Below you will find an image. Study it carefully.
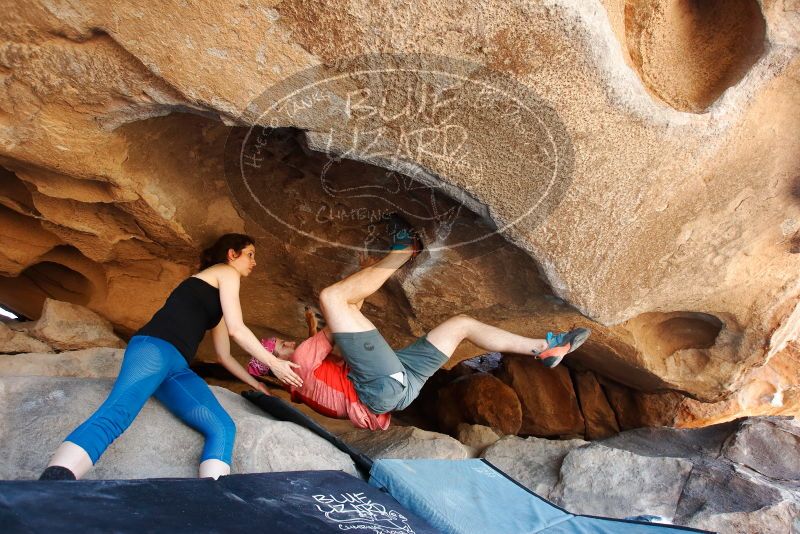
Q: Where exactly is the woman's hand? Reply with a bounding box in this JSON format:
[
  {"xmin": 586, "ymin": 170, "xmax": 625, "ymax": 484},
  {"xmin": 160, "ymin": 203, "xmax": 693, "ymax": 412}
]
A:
[{"xmin": 269, "ymin": 358, "xmax": 303, "ymax": 388}]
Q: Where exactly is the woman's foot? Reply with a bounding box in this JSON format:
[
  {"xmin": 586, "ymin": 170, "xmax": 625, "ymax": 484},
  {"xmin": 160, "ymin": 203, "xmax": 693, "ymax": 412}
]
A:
[
  {"xmin": 534, "ymin": 327, "xmax": 591, "ymax": 368},
  {"xmin": 39, "ymin": 465, "xmax": 76, "ymax": 480}
]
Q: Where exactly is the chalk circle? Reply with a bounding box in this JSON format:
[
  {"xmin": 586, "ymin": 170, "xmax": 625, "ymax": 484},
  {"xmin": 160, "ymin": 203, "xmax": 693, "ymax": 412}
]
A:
[{"xmin": 224, "ymin": 53, "xmax": 575, "ymax": 254}]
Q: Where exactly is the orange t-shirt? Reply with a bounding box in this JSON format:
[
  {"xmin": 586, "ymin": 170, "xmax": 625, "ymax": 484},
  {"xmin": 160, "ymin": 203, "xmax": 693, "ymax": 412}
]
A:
[{"xmin": 286, "ymin": 330, "xmax": 391, "ymax": 431}]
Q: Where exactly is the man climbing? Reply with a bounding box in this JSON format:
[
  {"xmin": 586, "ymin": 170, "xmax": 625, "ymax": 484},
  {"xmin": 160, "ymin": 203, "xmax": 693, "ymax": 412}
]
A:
[{"xmin": 248, "ymin": 218, "xmax": 590, "ymax": 430}]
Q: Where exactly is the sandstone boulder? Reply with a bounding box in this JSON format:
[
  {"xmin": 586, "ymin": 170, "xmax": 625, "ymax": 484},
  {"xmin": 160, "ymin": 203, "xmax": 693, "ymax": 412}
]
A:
[
  {"xmin": 30, "ymin": 299, "xmax": 125, "ymax": 351},
  {"xmin": 0, "ymin": 322, "xmax": 52, "ymax": 354},
  {"xmin": 6, "ymin": 321, "xmax": 34, "ymax": 333},
  {"xmin": 339, "ymin": 426, "xmax": 468, "ymax": 460},
  {"xmin": 551, "ymin": 444, "xmax": 694, "ymax": 518},
  {"xmin": 455, "ymin": 423, "xmax": 501, "ymax": 454},
  {"xmin": 722, "ymin": 417, "xmax": 800, "ymax": 482},
  {"xmin": 0, "ymin": 347, "xmax": 123, "ymax": 379},
  {"xmin": 682, "ymin": 500, "xmax": 800, "ymax": 534},
  {"xmin": 674, "ymin": 462, "xmax": 800, "ymax": 534},
  {"xmin": 574, "ymin": 370, "xmax": 619, "ymax": 439},
  {"xmin": 436, "ymin": 372, "xmax": 522, "ymax": 436},
  {"xmin": 550, "ymin": 419, "xmax": 800, "ymax": 533},
  {"xmin": 482, "ymin": 435, "xmax": 587, "ymax": 499},
  {"xmin": 497, "ymin": 355, "xmax": 584, "ymax": 437},
  {"xmin": 0, "ymin": 376, "xmax": 358, "ymax": 480},
  {"xmin": 598, "ymin": 421, "xmax": 739, "ymax": 459}
]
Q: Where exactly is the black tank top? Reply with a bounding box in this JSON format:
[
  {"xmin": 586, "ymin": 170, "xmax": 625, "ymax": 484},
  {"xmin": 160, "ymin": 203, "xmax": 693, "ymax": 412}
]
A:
[{"xmin": 134, "ymin": 277, "xmax": 223, "ymax": 363}]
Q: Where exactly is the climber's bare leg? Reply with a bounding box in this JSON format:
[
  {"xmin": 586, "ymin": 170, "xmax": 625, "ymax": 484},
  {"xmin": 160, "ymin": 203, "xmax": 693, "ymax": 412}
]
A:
[
  {"xmin": 425, "ymin": 315, "xmax": 548, "ymax": 358},
  {"xmin": 319, "ymin": 248, "xmax": 413, "ymax": 333}
]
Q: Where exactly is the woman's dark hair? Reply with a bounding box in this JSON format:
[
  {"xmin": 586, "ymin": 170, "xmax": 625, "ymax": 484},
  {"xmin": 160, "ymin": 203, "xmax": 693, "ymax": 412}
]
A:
[{"xmin": 200, "ymin": 233, "xmax": 256, "ymax": 270}]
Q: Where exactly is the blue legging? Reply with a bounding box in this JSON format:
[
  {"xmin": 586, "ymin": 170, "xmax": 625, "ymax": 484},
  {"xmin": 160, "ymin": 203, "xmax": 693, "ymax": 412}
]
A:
[{"xmin": 66, "ymin": 335, "xmax": 235, "ymax": 465}]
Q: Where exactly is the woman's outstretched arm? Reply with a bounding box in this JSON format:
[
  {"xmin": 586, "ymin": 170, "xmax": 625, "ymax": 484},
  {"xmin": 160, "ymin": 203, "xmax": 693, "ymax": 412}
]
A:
[
  {"xmin": 217, "ymin": 266, "xmax": 303, "ymax": 388},
  {"xmin": 211, "ymin": 319, "xmax": 270, "ymax": 394}
]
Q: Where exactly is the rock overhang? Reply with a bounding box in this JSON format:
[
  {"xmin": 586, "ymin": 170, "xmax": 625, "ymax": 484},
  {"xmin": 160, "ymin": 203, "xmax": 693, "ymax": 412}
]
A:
[{"xmin": 0, "ymin": 0, "xmax": 797, "ymax": 418}]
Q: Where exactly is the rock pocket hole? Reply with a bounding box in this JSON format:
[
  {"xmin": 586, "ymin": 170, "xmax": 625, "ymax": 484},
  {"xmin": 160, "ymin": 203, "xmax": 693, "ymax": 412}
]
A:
[
  {"xmin": 624, "ymin": 0, "xmax": 766, "ymax": 112},
  {"xmin": 624, "ymin": 311, "xmax": 723, "ymax": 359}
]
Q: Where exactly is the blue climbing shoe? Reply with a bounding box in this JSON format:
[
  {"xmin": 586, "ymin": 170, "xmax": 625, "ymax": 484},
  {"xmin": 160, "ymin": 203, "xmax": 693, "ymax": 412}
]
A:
[
  {"xmin": 535, "ymin": 327, "xmax": 591, "ymax": 368},
  {"xmin": 384, "ymin": 214, "xmax": 423, "ymax": 259}
]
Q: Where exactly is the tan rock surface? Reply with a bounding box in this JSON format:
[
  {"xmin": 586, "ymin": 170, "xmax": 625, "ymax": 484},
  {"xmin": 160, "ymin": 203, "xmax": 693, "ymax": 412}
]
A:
[
  {"xmin": 0, "ymin": 0, "xmax": 797, "ymax": 427},
  {"xmin": 675, "ymin": 341, "xmax": 800, "ymax": 427},
  {"xmin": 482, "ymin": 435, "xmax": 588, "ymax": 499},
  {"xmin": 0, "ymin": 347, "xmax": 122, "ymax": 378},
  {"xmin": 340, "ymin": 426, "xmax": 468, "ymax": 460},
  {"xmin": 0, "ymin": 322, "xmax": 52, "ymax": 354},
  {"xmin": 597, "ymin": 342, "xmax": 800, "ymax": 430},
  {"xmin": 455, "ymin": 423, "xmax": 501, "ymax": 454},
  {"xmin": 30, "ymin": 299, "xmax": 125, "ymax": 350},
  {"xmin": 621, "ymin": 0, "xmax": 767, "ymax": 112}
]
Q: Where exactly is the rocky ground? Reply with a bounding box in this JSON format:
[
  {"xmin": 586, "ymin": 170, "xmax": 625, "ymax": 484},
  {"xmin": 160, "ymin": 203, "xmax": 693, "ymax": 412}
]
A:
[{"xmin": 1, "ymin": 301, "xmax": 798, "ymax": 533}]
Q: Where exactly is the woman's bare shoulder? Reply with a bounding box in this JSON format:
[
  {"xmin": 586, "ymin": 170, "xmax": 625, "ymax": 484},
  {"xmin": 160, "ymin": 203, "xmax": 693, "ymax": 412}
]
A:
[{"xmin": 193, "ymin": 264, "xmax": 237, "ymax": 289}]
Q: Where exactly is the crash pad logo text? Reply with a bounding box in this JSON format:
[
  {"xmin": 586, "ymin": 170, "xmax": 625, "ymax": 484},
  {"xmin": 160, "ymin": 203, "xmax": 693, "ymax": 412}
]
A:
[{"xmin": 313, "ymin": 492, "xmax": 414, "ymax": 533}]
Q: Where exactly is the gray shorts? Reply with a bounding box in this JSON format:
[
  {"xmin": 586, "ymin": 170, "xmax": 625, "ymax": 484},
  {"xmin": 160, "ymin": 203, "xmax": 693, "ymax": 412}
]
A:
[{"xmin": 333, "ymin": 330, "xmax": 449, "ymax": 414}]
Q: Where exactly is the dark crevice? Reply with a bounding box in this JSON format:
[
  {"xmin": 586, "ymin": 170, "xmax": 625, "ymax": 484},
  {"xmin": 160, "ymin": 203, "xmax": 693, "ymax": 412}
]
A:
[
  {"xmin": 0, "ymin": 302, "xmax": 29, "ymax": 322},
  {"xmin": 0, "ymin": 166, "xmax": 39, "ymax": 217},
  {"xmin": 20, "ymin": 261, "xmax": 93, "ymax": 306}
]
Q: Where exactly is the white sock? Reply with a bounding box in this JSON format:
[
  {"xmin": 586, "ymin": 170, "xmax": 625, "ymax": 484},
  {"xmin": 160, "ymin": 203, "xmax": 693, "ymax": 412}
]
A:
[
  {"xmin": 199, "ymin": 459, "xmax": 231, "ymax": 479},
  {"xmin": 48, "ymin": 441, "xmax": 93, "ymax": 479}
]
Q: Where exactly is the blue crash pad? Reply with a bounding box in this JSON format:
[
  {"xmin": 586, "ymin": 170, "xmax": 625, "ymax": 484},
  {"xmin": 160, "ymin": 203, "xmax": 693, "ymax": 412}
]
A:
[
  {"xmin": 0, "ymin": 470, "xmax": 438, "ymax": 534},
  {"xmin": 369, "ymin": 459, "xmax": 711, "ymax": 534}
]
